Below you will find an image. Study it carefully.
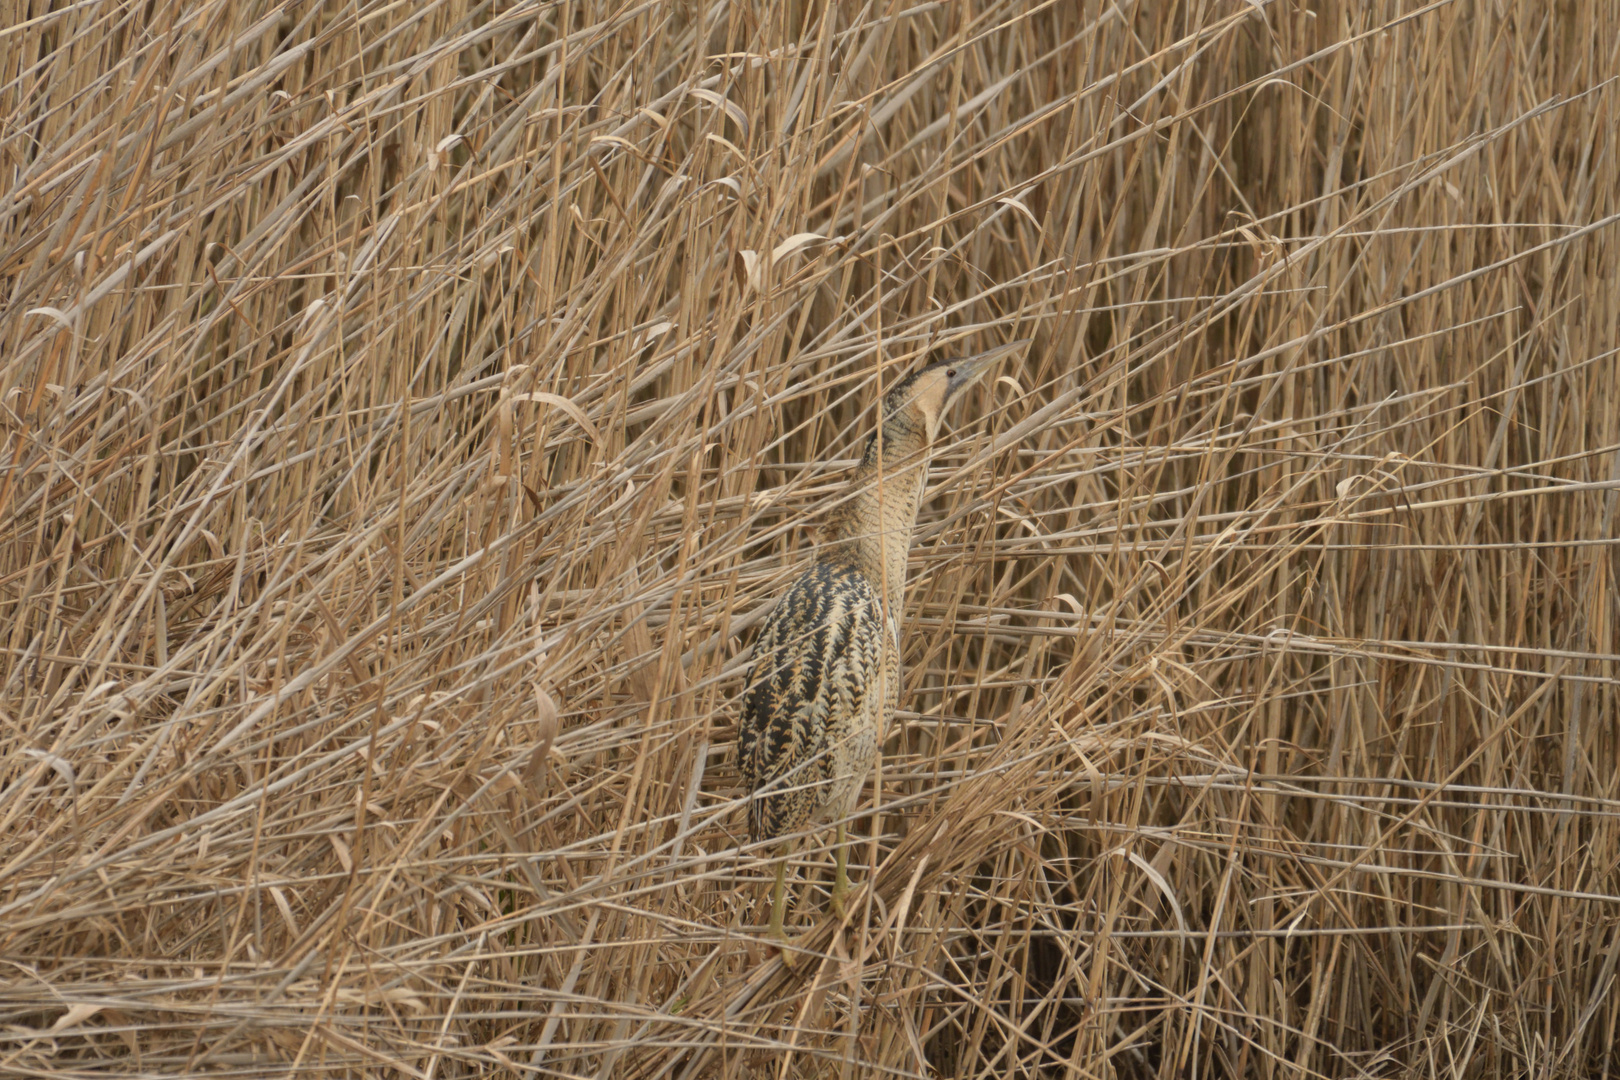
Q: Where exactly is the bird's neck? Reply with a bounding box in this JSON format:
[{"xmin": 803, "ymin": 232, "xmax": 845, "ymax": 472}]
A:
[{"xmin": 820, "ymin": 409, "xmax": 933, "ymax": 615}]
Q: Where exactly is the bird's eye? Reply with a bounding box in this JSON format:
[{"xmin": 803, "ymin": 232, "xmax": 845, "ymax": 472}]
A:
[{"xmin": 946, "ymin": 368, "xmax": 957, "ymax": 378}]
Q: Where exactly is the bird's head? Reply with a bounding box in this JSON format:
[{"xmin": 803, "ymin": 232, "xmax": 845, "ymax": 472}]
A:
[{"xmin": 881, "ymin": 339, "xmax": 1029, "ymax": 443}]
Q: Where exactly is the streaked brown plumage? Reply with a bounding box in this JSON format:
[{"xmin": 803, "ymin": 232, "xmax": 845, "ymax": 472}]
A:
[{"xmin": 739, "ymin": 341, "xmax": 1026, "ymax": 959}]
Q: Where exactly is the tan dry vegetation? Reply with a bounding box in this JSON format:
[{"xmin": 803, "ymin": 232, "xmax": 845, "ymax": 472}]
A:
[{"xmin": 1, "ymin": 0, "xmax": 1617, "ymax": 1076}]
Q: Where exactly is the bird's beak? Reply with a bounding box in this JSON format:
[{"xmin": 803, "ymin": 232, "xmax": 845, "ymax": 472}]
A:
[{"xmin": 945, "ymin": 339, "xmax": 1030, "ymax": 402}]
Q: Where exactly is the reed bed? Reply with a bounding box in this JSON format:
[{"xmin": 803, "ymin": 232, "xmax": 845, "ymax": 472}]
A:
[{"xmin": 1, "ymin": 0, "xmax": 1617, "ymax": 1075}]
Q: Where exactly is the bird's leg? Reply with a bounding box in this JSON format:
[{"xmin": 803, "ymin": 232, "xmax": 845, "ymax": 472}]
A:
[
  {"xmin": 830, "ymin": 821, "xmax": 849, "ymax": 920},
  {"xmin": 769, "ymin": 843, "xmax": 797, "ymax": 968}
]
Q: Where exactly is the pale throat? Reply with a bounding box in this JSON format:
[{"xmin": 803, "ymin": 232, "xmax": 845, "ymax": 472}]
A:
[{"xmin": 820, "ymin": 409, "xmax": 935, "ymax": 619}]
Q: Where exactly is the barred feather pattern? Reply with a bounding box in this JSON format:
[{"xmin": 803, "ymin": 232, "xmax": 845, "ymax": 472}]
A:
[{"xmin": 739, "ymin": 561, "xmax": 898, "ymax": 845}]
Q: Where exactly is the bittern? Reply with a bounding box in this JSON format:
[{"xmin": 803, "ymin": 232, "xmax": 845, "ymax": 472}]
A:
[{"xmin": 738, "ymin": 341, "xmax": 1025, "ymax": 960}]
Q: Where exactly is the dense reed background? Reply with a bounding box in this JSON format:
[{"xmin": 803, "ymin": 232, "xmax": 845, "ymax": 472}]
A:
[{"xmin": 1, "ymin": 0, "xmax": 1617, "ymax": 1075}]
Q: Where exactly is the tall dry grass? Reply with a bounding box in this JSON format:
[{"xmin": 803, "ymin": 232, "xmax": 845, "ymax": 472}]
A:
[{"xmin": 1, "ymin": 0, "xmax": 1617, "ymax": 1075}]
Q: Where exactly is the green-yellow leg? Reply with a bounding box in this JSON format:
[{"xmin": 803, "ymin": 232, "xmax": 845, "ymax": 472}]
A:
[
  {"xmin": 830, "ymin": 821, "xmax": 849, "ymax": 920},
  {"xmin": 769, "ymin": 843, "xmax": 797, "ymax": 968}
]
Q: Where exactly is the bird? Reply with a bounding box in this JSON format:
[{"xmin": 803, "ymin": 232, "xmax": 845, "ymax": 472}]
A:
[{"xmin": 737, "ymin": 340, "xmax": 1026, "ymax": 962}]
